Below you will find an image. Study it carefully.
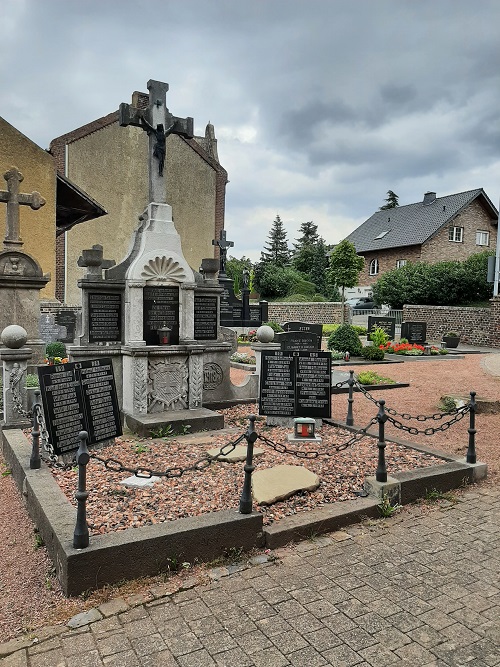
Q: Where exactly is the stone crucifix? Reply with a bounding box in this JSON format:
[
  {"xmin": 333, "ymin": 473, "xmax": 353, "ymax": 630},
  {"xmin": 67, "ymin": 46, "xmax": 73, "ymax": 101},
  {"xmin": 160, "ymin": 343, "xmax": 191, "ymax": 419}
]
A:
[
  {"xmin": 0, "ymin": 167, "xmax": 46, "ymax": 250},
  {"xmin": 212, "ymin": 230, "xmax": 234, "ymax": 276},
  {"xmin": 119, "ymin": 79, "xmax": 194, "ymax": 205}
]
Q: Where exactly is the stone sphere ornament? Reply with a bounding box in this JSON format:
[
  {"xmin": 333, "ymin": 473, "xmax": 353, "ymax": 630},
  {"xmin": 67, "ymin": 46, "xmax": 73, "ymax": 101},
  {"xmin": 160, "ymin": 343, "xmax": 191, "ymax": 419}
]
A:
[
  {"xmin": 1, "ymin": 325, "xmax": 28, "ymax": 349},
  {"xmin": 256, "ymin": 325, "xmax": 274, "ymax": 343}
]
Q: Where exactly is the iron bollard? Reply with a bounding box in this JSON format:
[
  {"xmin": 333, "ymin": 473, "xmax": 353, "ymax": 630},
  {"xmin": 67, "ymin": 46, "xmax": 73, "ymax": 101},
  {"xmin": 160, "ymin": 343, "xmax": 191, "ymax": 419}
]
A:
[
  {"xmin": 466, "ymin": 391, "xmax": 477, "ymax": 464},
  {"xmin": 73, "ymin": 431, "xmax": 90, "ymax": 549},
  {"xmin": 376, "ymin": 400, "xmax": 388, "ymax": 482},
  {"xmin": 346, "ymin": 370, "xmax": 355, "ymax": 426},
  {"xmin": 239, "ymin": 415, "xmax": 257, "ymax": 514},
  {"xmin": 30, "ymin": 390, "xmax": 41, "ymax": 470}
]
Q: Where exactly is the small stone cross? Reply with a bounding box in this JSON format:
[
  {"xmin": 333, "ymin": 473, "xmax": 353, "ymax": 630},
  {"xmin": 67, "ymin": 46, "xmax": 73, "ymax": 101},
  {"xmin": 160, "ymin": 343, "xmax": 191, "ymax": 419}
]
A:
[
  {"xmin": 0, "ymin": 167, "xmax": 46, "ymax": 249},
  {"xmin": 119, "ymin": 79, "xmax": 194, "ymax": 205},
  {"xmin": 212, "ymin": 230, "xmax": 234, "ymax": 276},
  {"xmin": 77, "ymin": 244, "xmax": 115, "ymax": 279}
]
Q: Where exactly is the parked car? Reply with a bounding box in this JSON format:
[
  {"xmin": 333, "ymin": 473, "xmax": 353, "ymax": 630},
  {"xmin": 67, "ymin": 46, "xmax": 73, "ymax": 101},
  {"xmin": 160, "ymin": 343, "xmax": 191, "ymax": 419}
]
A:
[{"xmin": 347, "ymin": 297, "xmax": 377, "ymax": 311}]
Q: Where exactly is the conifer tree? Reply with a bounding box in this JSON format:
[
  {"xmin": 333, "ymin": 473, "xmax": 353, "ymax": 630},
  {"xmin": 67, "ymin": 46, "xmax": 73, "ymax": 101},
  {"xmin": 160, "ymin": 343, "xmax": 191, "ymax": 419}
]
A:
[
  {"xmin": 379, "ymin": 190, "xmax": 399, "ymax": 210},
  {"xmin": 260, "ymin": 215, "xmax": 291, "ymax": 265}
]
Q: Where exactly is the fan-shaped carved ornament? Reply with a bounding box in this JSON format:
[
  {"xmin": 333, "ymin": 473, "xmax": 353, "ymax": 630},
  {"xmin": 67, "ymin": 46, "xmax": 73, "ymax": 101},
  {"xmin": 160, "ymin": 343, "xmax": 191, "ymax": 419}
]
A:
[{"xmin": 141, "ymin": 256, "xmax": 185, "ymax": 282}]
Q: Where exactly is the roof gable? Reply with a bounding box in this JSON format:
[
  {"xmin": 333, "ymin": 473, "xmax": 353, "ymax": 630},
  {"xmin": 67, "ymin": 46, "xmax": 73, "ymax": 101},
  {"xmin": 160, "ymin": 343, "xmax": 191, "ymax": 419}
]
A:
[{"xmin": 345, "ymin": 189, "xmax": 498, "ymax": 253}]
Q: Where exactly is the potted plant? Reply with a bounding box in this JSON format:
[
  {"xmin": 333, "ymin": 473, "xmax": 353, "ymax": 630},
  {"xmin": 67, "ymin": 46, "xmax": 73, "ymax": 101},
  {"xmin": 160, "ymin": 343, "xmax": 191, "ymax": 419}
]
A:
[{"xmin": 442, "ymin": 331, "xmax": 460, "ymax": 349}]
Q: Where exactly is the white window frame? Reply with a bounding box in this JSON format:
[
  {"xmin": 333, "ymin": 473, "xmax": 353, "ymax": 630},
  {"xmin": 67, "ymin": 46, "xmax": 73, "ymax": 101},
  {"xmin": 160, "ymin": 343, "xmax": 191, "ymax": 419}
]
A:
[
  {"xmin": 448, "ymin": 226, "xmax": 463, "ymax": 242},
  {"xmin": 396, "ymin": 259, "xmax": 407, "ymax": 269},
  {"xmin": 369, "ymin": 258, "xmax": 379, "ymax": 276},
  {"xmin": 476, "ymin": 230, "xmax": 490, "ymax": 246}
]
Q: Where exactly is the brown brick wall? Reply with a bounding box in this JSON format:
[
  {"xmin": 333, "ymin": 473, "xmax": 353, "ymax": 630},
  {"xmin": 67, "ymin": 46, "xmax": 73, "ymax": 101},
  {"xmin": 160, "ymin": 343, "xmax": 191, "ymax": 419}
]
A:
[
  {"xmin": 359, "ymin": 245, "xmax": 421, "ymax": 286},
  {"xmin": 402, "ymin": 304, "xmax": 492, "ymax": 345},
  {"xmin": 489, "ymin": 297, "xmax": 500, "ymax": 347},
  {"xmin": 421, "ymin": 199, "xmax": 497, "ymax": 263},
  {"xmin": 267, "ymin": 302, "xmax": 348, "ymax": 325}
]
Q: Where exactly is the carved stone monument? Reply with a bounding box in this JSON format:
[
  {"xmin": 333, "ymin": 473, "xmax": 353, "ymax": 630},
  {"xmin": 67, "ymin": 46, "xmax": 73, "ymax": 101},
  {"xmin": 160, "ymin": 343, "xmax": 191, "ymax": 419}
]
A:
[
  {"xmin": 70, "ymin": 80, "xmax": 257, "ymax": 434},
  {"xmin": 0, "ymin": 167, "xmax": 50, "ymax": 363}
]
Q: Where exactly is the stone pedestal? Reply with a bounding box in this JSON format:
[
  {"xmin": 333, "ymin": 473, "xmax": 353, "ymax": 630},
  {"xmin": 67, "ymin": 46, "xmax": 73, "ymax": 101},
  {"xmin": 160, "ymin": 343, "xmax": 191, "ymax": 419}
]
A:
[{"xmin": 1, "ymin": 345, "xmax": 32, "ymax": 428}]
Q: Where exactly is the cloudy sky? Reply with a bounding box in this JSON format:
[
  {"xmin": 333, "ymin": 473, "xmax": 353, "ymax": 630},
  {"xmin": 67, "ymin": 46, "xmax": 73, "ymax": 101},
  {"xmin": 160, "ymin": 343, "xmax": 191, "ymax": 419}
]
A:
[{"xmin": 2, "ymin": 0, "xmax": 499, "ymax": 262}]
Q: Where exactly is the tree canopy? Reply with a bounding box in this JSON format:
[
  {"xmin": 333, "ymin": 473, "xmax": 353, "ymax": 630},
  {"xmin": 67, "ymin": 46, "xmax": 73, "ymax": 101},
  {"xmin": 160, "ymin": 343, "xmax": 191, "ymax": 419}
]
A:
[
  {"xmin": 379, "ymin": 190, "xmax": 399, "ymax": 210},
  {"xmin": 260, "ymin": 214, "xmax": 291, "ymax": 265}
]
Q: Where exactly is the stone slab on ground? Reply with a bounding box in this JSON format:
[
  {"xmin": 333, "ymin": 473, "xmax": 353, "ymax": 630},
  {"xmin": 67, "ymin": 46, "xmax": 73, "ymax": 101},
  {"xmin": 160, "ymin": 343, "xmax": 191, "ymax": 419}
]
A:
[
  {"xmin": 206, "ymin": 444, "xmax": 265, "ymax": 462},
  {"xmin": 123, "ymin": 407, "xmax": 224, "ymax": 437},
  {"xmin": 120, "ymin": 475, "xmax": 161, "ymax": 489},
  {"xmin": 252, "ymin": 464, "xmax": 320, "ymax": 505}
]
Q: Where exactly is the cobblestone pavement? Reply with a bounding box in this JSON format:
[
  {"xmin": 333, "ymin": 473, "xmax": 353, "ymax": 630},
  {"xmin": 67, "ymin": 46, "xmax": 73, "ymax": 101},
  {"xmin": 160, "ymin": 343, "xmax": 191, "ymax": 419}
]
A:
[{"xmin": 2, "ymin": 487, "xmax": 499, "ymax": 666}]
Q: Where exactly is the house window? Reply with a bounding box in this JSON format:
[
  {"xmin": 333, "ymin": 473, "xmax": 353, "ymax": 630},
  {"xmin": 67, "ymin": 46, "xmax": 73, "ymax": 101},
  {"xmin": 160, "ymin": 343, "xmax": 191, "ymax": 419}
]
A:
[
  {"xmin": 396, "ymin": 259, "xmax": 407, "ymax": 269},
  {"xmin": 374, "ymin": 230, "xmax": 390, "ymax": 240},
  {"xmin": 448, "ymin": 226, "xmax": 463, "ymax": 242},
  {"xmin": 369, "ymin": 258, "xmax": 379, "ymax": 276},
  {"xmin": 476, "ymin": 231, "xmax": 490, "ymax": 246}
]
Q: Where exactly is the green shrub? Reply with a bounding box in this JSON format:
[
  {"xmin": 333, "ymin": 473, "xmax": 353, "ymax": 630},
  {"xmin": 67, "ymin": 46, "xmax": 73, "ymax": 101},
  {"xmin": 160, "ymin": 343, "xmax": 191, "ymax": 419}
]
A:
[
  {"xmin": 46, "ymin": 341, "xmax": 66, "ymax": 358},
  {"xmin": 323, "ymin": 324, "xmax": 340, "ymax": 336},
  {"xmin": 26, "ymin": 374, "xmax": 39, "ymax": 387},
  {"xmin": 358, "ymin": 370, "xmax": 395, "ymax": 385},
  {"xmin": 361, "ymin": 346, "xmax": 385, "ymax": 361},
  {"xmin": 311, "ymin": 293, "xmax": 327, "ymax": 302},
  {"xmin": 330, "ymin": 349, "xmax": 345, "ymax": 360},
  {"xmin": 369, "ymin": 327, "xmax": 390, "ymax": 347},
  {"xmin": 279, "ymin": 293, "xmax": 309, "ymax": 302},
  {"xmin": 327, "ymin": 324, "xmax": 362, "ymax": 356},
  {"xmin": 352, "ymin": 325, "xmax": 368, "ymax": 336}
]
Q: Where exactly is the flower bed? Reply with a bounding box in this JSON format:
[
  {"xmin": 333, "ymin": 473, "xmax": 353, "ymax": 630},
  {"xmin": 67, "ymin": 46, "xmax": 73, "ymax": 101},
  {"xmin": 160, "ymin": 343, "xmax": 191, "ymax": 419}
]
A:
[{"xmin": 381, "ymin": 342, "xmax": 448, "ymax": 356}]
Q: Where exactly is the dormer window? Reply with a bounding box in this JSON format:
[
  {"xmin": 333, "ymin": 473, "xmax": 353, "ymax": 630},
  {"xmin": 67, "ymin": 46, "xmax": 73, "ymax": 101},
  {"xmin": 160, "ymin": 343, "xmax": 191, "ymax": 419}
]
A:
[
  {"xmin": 374, "ymin": 230, "xmax": 390, "ymax": 240},
  {"xmin": 449, "ymin": 226, "xmax": 463, "ymax": 242}
]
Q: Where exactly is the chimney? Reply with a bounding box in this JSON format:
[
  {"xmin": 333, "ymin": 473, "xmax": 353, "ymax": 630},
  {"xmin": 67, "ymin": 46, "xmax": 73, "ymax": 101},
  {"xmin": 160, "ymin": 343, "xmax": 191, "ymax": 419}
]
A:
[{"xmin": 423, "ymin": 191, "xmax": 436, "ymax": 205}]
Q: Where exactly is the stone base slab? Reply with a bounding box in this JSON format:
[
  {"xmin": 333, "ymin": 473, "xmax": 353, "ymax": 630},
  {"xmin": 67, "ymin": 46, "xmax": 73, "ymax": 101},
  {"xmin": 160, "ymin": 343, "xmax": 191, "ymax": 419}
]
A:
[
  {"xmin": 123, "ymin": 407, "xmax": 223, "ymax": 437},
  {"xmin": 364, "ymin": 475, "xmax": 401, "ymax": 504}
]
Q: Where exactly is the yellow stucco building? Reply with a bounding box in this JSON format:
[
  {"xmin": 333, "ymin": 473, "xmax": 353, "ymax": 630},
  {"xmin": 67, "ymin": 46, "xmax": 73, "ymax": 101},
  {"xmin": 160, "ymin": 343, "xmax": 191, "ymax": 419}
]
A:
[{"xmin": 0, "ymin": 117, "xmax": 57, "ymax": 299}]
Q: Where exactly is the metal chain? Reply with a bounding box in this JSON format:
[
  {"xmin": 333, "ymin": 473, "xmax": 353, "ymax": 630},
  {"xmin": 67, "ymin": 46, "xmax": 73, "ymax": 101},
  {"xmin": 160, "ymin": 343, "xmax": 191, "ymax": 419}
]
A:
[
  {"xmin": 353, "ymin": 380, "xmax": 466, "ymax": 421},
  {"xmin": 9, "ymin": 368, "xmax": 31, "ymax": 419},
  {"xmin": 257, "ymin": 417, "xmax": 378, "ymax": 456},
  {"xmin": 33, "ymin": 403, "xmax": 76, "ymax": 469},
  {"xmin": 90, "ymin": 433, "xmax": 247, "ymax": 479},
  {"xmin": 386, "ymin": 405, "xmax": 470, "ymax": 435}
]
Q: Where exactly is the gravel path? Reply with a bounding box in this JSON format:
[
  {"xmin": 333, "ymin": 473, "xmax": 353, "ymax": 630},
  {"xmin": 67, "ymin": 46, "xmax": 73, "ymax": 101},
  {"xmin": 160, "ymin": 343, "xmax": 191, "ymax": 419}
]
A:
[{"xmin": 0, "ymin": 352, "xmax": 498, "ymax": 641}]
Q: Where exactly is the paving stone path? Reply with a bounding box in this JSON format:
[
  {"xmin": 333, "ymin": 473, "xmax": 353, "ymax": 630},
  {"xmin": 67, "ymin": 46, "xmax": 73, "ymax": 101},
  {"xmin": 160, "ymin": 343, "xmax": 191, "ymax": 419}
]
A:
[{"xmin": 2, "ymin": 487, "xmax": 499, "ymax": 666}]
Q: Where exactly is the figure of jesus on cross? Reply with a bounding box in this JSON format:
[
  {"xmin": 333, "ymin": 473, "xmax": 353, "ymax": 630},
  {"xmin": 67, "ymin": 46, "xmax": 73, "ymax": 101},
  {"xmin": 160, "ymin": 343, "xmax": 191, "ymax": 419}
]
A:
[
  {"xmin": 212, "ymin": 230, "xmax": 234, "ymax": 276},
  {"xmin": 119, "ymin": 80, "xmax": 194, "ymax": 205}
]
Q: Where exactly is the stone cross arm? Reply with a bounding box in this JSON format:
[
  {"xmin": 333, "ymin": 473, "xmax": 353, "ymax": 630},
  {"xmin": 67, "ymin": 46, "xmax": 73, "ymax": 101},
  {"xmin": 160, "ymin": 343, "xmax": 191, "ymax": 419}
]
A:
[
  {"xmin": 78, "ymin": 244, "xmax": 115, "ymax": 279},
  {"xmin": 0, "ymin": 167, "xmax": 46, "ymax": 249}
]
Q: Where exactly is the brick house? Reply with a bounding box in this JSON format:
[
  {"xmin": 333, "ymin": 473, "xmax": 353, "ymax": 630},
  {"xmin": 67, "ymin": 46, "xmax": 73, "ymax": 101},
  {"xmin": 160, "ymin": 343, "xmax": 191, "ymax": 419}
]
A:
[
  {"xmin": 345, "ymin": 189, "xmax": 498, "ymax": 290},
  {"xmin": 50, "ymin": 90, "xmax": 228, "ymax": 304}
]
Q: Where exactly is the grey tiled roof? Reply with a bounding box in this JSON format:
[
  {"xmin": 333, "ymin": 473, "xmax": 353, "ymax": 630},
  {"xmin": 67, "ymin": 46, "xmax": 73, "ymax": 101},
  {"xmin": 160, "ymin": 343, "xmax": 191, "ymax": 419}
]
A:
[{"xmin": 345, "ymin": 189, "xmax": 497, "ymax": 253}]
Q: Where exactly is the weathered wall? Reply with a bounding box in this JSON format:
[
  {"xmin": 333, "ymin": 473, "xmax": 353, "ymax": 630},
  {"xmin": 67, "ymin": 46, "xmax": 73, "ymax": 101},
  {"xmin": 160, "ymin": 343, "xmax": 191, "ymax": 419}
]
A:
[
  {"xmin": 267, "ymin": 302, "xmax": 346, "ymax": 325},
  {"xmin": 402, "ymin": 304, "xmax": 492, "ymax": 345},
  {"xmin": 0, "ymin": 118, "xmax": 56, "ymax": 298}
]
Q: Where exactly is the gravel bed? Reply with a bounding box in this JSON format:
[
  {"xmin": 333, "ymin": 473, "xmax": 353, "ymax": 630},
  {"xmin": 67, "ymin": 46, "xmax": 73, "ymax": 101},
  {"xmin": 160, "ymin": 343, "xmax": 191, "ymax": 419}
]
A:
[{"xmin": 49, "ymin": 407, "xmax": 442, "ymax": 534}]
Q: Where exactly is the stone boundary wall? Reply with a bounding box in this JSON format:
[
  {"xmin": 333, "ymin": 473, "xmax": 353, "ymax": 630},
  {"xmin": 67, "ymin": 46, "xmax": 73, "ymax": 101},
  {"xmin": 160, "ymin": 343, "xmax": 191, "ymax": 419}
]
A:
[
  {"xmin": 267, "ymin": 302, "xmax": 347, "ymax": 325},
  {"xmin": 40, "ymin": 301, "xmax": 81, "ymax": 315},
  {"xmin": 402, "ymin": 304, "xmax": 492, "ymax": 345}
]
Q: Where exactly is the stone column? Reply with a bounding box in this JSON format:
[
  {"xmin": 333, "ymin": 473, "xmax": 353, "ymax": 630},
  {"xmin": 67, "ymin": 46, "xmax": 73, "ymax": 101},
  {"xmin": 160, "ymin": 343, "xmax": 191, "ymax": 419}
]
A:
[
  {"xmin": 489, "ymin": 296, "xmax": 500, "ymax": 348},
  {"xmin": 180, "ymin": 282, "xmax": 196, "ymax": 343},
  {"xmin": 125, "ymin": 281, "xmax": 146, "ymax": 345},
  {"xmin": 0, "ymin": 325, "xmax": 32, "ymax": 429}
]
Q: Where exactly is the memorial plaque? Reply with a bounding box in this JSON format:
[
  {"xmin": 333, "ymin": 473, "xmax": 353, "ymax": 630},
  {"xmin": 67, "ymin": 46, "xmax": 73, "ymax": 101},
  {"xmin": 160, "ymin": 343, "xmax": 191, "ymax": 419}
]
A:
[
  {"xmin": 194, "ymin": 295, "xmax": 218, "ymax": 340},
  {"xmin": 401, "ymin": 321, "xmax": 427, "ymax": 344},
  {"xmin": 89, "ymin": 293, "xmax": 122, "ymax": 343},
  {"xmin": 259, "ymin": 351, "xmax": 331, "ymax": 418},
  {"xmin": 282, "ymin": 321, "xmax": 322, "ymax": 348},
  {"xmin": 367, "ymin": 315, "xmax": 396, "ymax": 340},
  {"xmin": 39, "ymin": 313, "xmax": 62, "ymax": 343},
  {"xmin": 218, "ymin": 276, "xmax": 266, "ymax": 328},
  {"xmin": 37, "ymin": 358, "xmax": 122, "ymax": 455},
  {"xmin": 55, "ymin": 310, "xmax": 77, "ymax": 344},
  {"xmin": 275, "ymin": 331, "xmax": 320, "ymax": 352},
  {"xmin": 143, "ymin": 286, "xmax": 179, "ymax": 345}
]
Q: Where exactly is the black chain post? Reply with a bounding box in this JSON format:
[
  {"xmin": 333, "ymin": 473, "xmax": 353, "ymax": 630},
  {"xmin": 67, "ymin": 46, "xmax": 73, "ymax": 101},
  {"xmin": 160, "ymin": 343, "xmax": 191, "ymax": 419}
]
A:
[
  {"xmin": 466, "ymin": 391, "xmax": 477, "ymax": 464},
  {"xmin": 30, "ymin": 390, "xmax": 41, "ymax": 470},
  {"xmin": 376, "ymin": 399, "xmax": 388, "ymax": 482},
  {"xmin": 73, "ymin": 431, "xmax": 90, "ymax": 549},
  {"xmin": 239, "ymin": 415, "xmax": 258, "ymax": 514},
  {"xmin": 346, "ymin": 370, "xmax": 355, "ymax": 426}
]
